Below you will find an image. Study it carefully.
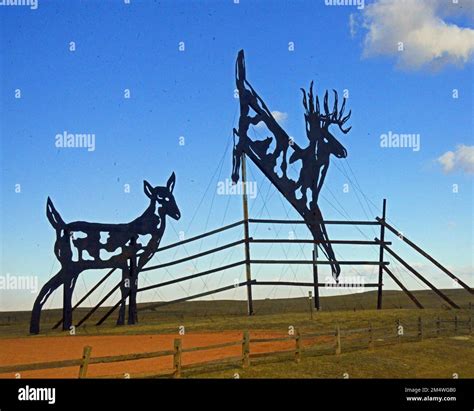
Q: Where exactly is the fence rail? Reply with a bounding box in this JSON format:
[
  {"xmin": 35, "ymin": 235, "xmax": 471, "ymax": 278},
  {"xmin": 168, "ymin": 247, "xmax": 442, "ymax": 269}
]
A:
[
  {"xmin": 90, "ymin": 217, "xmax": 391, "ymax": 323},
  {"xmin": 2, "ymin": 315, "xmax": 471, "ymax": 378},
  {"xmin": 48, "ymin": 206, "xmax": 471, "ymax": 330}
]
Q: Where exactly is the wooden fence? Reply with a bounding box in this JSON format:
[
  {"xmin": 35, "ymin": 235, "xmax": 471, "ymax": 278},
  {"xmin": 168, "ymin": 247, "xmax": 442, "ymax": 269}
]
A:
[{"xmin": 1, "ymin": 315, "xmax": 471, "ymax": 379}]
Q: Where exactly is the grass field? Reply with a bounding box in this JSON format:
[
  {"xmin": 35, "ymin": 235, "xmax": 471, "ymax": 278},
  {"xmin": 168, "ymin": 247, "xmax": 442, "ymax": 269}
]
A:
[
  {"xmin": 0, "ymin": 289, "xmax": 472, "ymax": 379},
  {"xmin": 191, "ymin": 336, "xmax": 474, "ymax": 379}
]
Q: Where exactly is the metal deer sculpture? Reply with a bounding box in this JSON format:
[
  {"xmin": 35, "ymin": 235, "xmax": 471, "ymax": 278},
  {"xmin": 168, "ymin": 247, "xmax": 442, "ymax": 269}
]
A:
[
  {"xmin": 232, "ymin": 50, "xmax": 351, "ymax": 281},
  {"xmin": 30, "ymin": 173, "xmax": 180, "ymax": 334}
]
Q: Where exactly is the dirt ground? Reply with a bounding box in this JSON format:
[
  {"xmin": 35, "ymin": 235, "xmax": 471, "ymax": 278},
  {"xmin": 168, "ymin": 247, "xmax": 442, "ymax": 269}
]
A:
[{"xmin": 0, "ymin": 331, "xmax": 328, "ymax": 378}]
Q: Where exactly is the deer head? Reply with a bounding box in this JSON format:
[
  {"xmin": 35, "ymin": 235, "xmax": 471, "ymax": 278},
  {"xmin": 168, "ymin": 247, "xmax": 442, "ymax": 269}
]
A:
[
  {"xmin": 301, "ymin": 82, "xmax": 351, "ymax": 159},
  {"xmin": 144, "ymin": 173, "xmax": 181, "ymax": 220}
]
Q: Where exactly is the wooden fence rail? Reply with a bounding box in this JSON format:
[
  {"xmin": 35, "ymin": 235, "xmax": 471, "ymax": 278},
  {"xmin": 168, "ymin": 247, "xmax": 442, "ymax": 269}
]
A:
[{"xmin": 1, "ymin": 315, "xmax": 470, "ymax": 378}]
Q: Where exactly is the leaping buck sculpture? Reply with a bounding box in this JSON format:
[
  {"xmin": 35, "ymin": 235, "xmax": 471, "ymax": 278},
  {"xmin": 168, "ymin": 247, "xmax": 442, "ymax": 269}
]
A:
[
  {"xmin": 30, "ymin": 173, "xmax": 180, "ymax": 334},
  {"xmin": 232, "ymin": 50, "xmax": 352, "ymax": 281}
]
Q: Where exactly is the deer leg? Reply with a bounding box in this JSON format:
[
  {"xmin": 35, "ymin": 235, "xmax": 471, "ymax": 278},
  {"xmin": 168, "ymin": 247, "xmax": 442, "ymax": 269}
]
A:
[
  {"xmin": 117, "ymin": 267, "xmax": 129, "ymax": 326},
  {"xmin": 127, "ymin": 250, "xmax": 139, "ymax": 324},
  {"xmin": 62, "ymin": 275, "xmax": 78, "ymax": 331},
  {"xmin": 309, "ymin": 209, "xmax": 341, "ymax": 282},
  {"xmin": 127, "ymin": 273, "xmax": 138, "ymax": 325},
  {"xmin": 30, "ymin": 271, "xmax": 64, "ymax": 334},
  {"xmin": 314, "ymin": 163, "xmax": 329, "ymax": 206},
  {"xmin": 300, "ymin": 186, "xmax": 308, "ymax": 207},
  {"xmin": 318, "ymin": 222, "xmax": 341, "ymax": 281}
]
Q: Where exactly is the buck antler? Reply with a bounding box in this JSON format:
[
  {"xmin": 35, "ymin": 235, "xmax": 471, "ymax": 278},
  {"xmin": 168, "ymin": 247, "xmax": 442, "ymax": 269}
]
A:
[
  {"xmin": 324, "ymin": 89, "xmax": 352, "ymax": 134},
  {"xmin": 301, "ymin": 82, "xmax": 352, "ymax": 134}
]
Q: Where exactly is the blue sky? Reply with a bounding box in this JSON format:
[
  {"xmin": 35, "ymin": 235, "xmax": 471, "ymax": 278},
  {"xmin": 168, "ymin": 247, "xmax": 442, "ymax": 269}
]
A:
[{"xmin": 1, "ymin": 0, "xmax": 473, "ymax": 311}]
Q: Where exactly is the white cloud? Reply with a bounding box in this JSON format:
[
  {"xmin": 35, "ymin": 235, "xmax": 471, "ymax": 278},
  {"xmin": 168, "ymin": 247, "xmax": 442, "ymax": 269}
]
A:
[
  {"xmin": 272, "ymin": 111, "xmax": 288, "ymax": 122},
  {"xmin": 353, "ymin": 0, "xmax": 474, "ymax": 70},
  {"xmin": 349, "ymin": 13, "xmax": 357, "ymax": 38},
  {"xmin": 255, "ymin": 111, "xmax": 288, "ymax": 128},
  {"xmin": 437, "ymin": 144, "xmax": 474, "ymax": 174}
]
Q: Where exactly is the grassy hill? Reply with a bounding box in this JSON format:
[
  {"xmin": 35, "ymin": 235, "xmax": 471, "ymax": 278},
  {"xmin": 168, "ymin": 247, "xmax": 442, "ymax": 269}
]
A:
[{"xmin": 0, "ymin": 289, "xmax": 471, "ymax": 338}]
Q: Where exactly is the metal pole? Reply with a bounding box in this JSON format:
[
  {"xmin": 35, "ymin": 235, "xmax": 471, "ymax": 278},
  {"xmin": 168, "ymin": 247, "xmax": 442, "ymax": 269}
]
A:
[
  {"xmin": 377, "ymin": 199, "xmax": 386, "ymax": 309},
  {"xmin": 312, "ymin": 245, "xmax": 320, "ymax": 310},
  {"xmin": 383, "ymin": 266, "xmax": 424, "ymax": 309},
  {"xmin": 241, "ymin": 153, "xmax": 254, "ymax": 316},
  {"xmin": 376, "ymin": 218, "xmax": 473, "ymax": 295},
  {"xmin": 381, "ymin": 243, "xmax": 460, "ymax": 309}
]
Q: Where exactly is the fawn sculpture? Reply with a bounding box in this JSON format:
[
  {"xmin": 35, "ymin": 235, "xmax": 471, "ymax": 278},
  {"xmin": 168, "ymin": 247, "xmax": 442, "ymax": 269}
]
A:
[{"xmin": 30, "ymin": 173, "xmax": 180, "ymax": 334}]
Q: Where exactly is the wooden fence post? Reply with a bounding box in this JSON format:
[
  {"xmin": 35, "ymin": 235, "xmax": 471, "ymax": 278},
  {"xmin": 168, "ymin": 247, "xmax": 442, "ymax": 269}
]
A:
[
  {"xmin": 295, "ymin": 328, "xmax": 301, "ymax": 363},
  {"xmin": 436, "ymin": 316, "xmax": 440, "ymax": 337},
  {"xmin": 396, "ymin": 319, "xmax": 401, "ymax": 343},
  {"xmin": 242, "ymin": 331, "xmax": 250, "ymax": 368},
  {"xmin": 335, "ymin": 325, "xmax": 341, "ymax": 355},
  {"xmin": 418, "ymin": 317, "xmax": 423, "ymax": 341},
  {"xmin": 469, "ymin": 316, "xmax": 472, "ymax": 334},
  {"xmin": 78, "ymin": 346, "xmax": 92, "ymax": 379},
  {"xmin": 368, "ymin": 322, "xmax": 374, "ymax": 350},
  {"xmin": 454, "ymin": 315, "xmax": 458, "ymax": 334},
  {"xmin": 173, "ymin": 338, "xmax": 182, "ymax": 378}
]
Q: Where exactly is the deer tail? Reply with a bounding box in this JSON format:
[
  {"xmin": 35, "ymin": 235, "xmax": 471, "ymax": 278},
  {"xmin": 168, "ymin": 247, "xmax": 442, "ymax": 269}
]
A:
[{"xmin": 46, "ymin": 197, "xmax": 65, "ymax": 229}]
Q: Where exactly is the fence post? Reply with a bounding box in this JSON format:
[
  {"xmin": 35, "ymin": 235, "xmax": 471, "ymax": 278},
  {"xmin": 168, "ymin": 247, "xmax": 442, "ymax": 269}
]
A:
[
  {"xmin": 242, "ymin": 331, "xmax": 250, "ymax": 368},
  {"xmin": 308, "ymin": 291, "xmax": 313, "ymax": 320},
  {"xmin": 469, "ymin": 316, "xmax": 472, "ymax": 334},
  {"xmin": 173, "ymin": 338, "xmax": 182, "ymax": 378},
  {"xmin": 377, "ymin": 199, "xmax": 387, "ymax": 309},
  {"xmin": 436, "ymin": 316, "xmax": 441, "ymax": 338},
  {"xmin": 418, "ymin": 317, "xmax": 423, "ymax": 341},
  {"xmin": 78, "ymin": 346, "xmax": 92, "ymax": 379},
  {"xmin": 312, "ymin": 246, "xmax": 320, "ymax": 311},
  {"xmin": 454, "ymin": 315, "xmax": 458, "ymax": 334},
  {"xmin": 396, "ymin": 319, "xmax": 401, "ymax": 343},
  {"xmin": 368, "ymin": 322, "xmax": 374, "ymax": 350},
  {"xmin": 295, "ymin": 328, "xmax": 302, "ymax": 363},
  {"xmin": 335, "ymin": 325, "xmax": 341, "ymax": 355},
  {"xmin": 241, "ymin": 154, "xmax": 254, "ymax": 316}
]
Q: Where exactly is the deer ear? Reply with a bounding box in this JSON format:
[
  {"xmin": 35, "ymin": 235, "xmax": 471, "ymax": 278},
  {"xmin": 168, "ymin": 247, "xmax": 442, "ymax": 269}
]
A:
[
  {"xmin": 167, "ymin": 172, "xmax": 176, "ymax": 193},
  {"xmin": 143, "ymin": 180, "xmax": 154, "ymax": 199}
]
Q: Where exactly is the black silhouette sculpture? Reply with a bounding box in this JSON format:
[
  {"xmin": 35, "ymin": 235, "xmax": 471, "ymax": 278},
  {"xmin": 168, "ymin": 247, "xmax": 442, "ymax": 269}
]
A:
[
  {"xmin": 30, "ymin": 173, "xmax": 180, "ymax": 334},
  {"xmin": 231, "ymin": 50, "xmax": 351, "ymax": 281}
]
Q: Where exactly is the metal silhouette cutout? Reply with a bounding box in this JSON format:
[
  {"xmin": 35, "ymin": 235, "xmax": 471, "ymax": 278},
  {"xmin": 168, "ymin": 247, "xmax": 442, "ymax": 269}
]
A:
[
  {"xmin": 231, "ymin": 50, "xmax": 351, "ymax": 281},
  {"xmin": 30, "ymin": 173, "xmax": 180, "ymax": 334}
]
